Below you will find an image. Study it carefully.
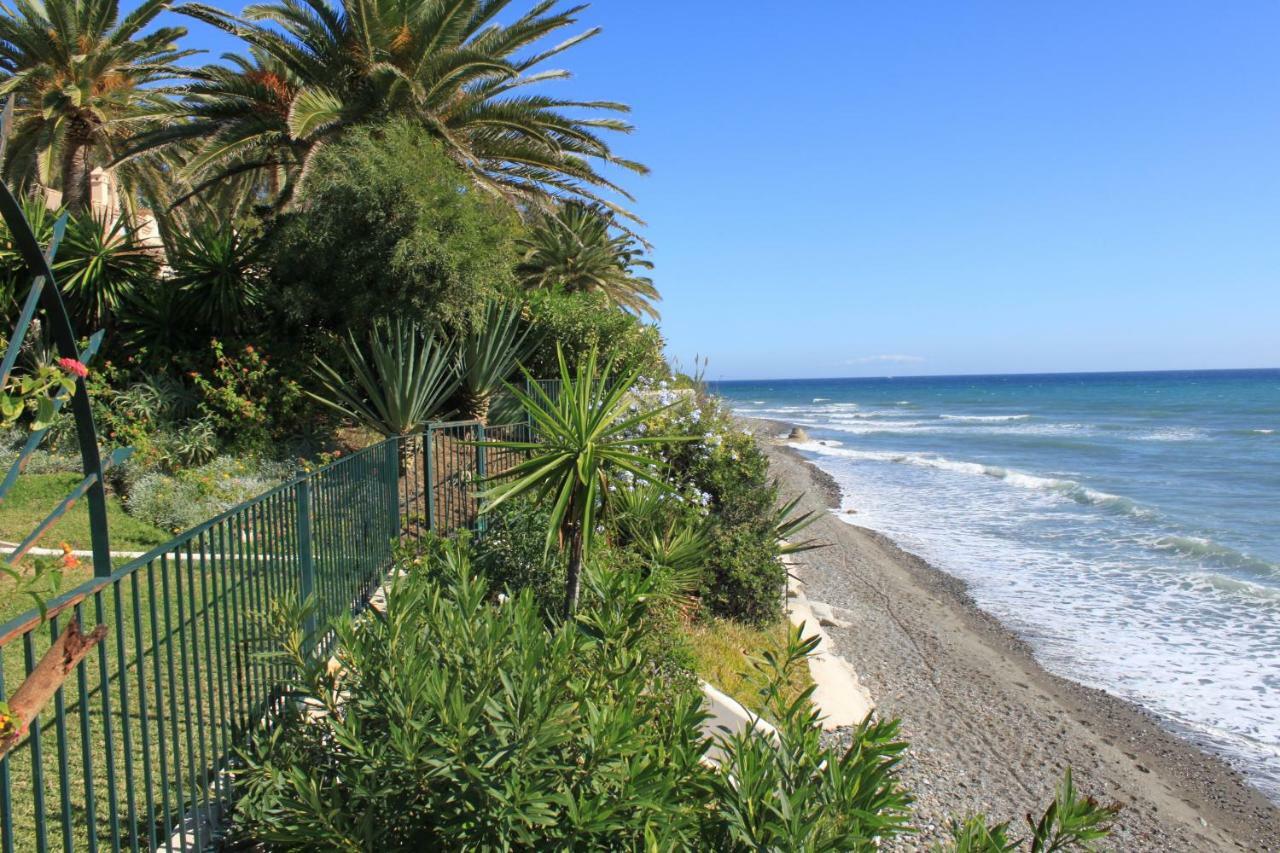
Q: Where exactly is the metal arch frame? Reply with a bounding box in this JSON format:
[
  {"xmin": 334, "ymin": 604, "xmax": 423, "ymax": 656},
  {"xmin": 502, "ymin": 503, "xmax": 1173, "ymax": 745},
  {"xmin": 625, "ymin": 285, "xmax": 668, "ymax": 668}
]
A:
[{"xmin": 0, "ymin": 98, "xmax": 117, "ymax": 577}]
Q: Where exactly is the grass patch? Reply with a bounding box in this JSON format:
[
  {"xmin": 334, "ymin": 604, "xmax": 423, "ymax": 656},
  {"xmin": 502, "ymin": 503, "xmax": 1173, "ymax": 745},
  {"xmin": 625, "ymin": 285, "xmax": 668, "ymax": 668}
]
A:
[
  {"xmin": 683, "ymin": 617, "xmax": 814, "ymax": 715},
  {"xmin": 0, "ymin": 472, "xmax": 171, "ymax": 554}
]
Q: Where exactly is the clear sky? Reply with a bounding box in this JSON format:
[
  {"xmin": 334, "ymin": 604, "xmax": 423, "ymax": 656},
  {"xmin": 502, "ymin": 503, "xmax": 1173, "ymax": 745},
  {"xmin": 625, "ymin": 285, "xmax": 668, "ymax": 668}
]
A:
[{"xmin": 177, "ymin": 1, "xmax": 1280, "ymax": 380}]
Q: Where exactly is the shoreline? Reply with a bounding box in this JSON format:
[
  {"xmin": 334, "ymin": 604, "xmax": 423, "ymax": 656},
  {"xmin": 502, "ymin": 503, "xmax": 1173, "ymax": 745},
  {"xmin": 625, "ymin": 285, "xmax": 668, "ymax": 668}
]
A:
[{"xmin": 743, "ymin": 416, "xmax": 1280, "ymax": 850}]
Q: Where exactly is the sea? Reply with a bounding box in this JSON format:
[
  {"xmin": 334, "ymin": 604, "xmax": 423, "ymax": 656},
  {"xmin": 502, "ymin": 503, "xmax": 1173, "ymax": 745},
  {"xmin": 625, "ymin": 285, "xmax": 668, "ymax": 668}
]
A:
[{"xmin": 713, "ymin": 369, "xmax": 1280, "ymax": 800}]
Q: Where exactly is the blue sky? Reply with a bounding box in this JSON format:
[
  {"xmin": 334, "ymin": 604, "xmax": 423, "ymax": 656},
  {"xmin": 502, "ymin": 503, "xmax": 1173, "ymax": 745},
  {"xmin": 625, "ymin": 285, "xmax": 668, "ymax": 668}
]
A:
[{"xmin": 177, "ymin": 1, "xmax": 1280, "ymax": 380}]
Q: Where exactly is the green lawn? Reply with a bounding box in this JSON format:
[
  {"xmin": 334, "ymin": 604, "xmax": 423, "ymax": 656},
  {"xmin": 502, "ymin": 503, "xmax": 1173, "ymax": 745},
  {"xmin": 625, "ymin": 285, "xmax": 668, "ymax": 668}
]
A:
[{"xmin": 1, "ymin": 472, "xmax": 171, "ymax": 554}]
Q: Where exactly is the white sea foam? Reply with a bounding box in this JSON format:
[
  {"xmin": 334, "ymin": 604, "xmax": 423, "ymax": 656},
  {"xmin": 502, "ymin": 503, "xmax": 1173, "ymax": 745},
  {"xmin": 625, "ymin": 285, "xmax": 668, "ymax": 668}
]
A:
[
  {"xmin": 790, "ymin": 440, "xmax": 1150, "ymax": 516},
  {"xmin": 939, "ymin": 413, "xmax": 1032, "ymax": 422},
  {"xmin": 812, "ymin": 397, "xmax": 830, "ymax": 402},
  {"xmin": 1134, "ymin": 427, "xmax": 1206, "ymax": 442},
  {"xmin": 1254, "ymin": 429, "xmax": 1275, "ymax": 435}
]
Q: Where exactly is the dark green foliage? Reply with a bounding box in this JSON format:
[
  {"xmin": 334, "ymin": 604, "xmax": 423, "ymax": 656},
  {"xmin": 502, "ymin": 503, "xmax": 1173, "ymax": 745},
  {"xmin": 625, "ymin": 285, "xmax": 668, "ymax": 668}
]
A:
[
  {"xmin": 472, "ymin": 495, "xmax": 566, "ymax": 614},
  {"xmin": 265, "ymin": 121, "xmax": 520, "ymax": 337},
  {"xmin": 702, "ymin": 517, "xmax": 789, "ymax": 625},
  {"xmin": 522, "ymin": 289, "xmax": 666, "ymax": 380}
]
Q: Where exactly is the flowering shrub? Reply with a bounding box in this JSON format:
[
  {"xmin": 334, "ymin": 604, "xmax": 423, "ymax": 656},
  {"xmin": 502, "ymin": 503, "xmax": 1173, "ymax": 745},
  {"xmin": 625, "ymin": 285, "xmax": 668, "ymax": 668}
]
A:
[
  {"xmin": 615, "ymin": 380, "xmax": 789, "ymax": 624},
  {"xmin": 186, "ymin": 339, "xmax": 306, "ymax": 454}
]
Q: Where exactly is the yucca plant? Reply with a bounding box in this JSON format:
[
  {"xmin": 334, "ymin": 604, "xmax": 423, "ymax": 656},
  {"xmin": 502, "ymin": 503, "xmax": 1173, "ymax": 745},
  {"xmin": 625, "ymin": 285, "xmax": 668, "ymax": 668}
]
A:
[
  {"xmin": 55, "ymin": 209, "xmax": 158, "ymax": 328},
  {"xmin": 164, "ymin": 212, "xmax": 265, "ymax": 336},
  {"xmin": 308, "ymin": 318, "xmax": 459, "ymax": 436},
  {"xmin": 454, "ymin": 298, "xmax": 539, "ymax": 423},
  {"xmin": 772, "ymin": 493, "xmax": 826, "ymax": 556},
  {"xmin": 479, "ymin": 345, "xmax": 692, "ymax": 616}
]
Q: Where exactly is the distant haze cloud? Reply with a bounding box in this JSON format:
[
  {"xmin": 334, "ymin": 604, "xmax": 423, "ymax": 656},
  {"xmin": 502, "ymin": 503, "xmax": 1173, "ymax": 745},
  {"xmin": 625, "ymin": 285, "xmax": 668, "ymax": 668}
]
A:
[{"xmin": 845, "ymin": 354, "xmax": 926, "ymax": 365}]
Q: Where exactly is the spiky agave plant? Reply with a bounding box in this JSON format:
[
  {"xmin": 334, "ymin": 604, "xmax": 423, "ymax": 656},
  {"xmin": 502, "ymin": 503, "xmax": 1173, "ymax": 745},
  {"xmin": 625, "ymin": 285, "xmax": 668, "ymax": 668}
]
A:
[
  {"xmin": 308, "ymin": 318, "xmax": 459, "ymax": 437},
  {"xmin": 454, "ymin": 299, "xmax": 539, "ymax": 424},
  {"xmin": 477, "ymin": 345, "xmax": 691, "ymax": 616}
]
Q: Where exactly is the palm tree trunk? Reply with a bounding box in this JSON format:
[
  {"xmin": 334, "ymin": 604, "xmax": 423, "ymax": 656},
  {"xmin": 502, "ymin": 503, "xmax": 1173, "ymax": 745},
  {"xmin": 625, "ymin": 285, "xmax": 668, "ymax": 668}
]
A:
[
  {"xmin": 563, "ymin": 522, "xmax": 584, "ymax": 618},
  {"xmin": 59, "ymin": 120, "xmax": 95, "ymax": 215},
  {"xmin": 457, "ymin": 388, "xmax": 490, "ymax": 424}
]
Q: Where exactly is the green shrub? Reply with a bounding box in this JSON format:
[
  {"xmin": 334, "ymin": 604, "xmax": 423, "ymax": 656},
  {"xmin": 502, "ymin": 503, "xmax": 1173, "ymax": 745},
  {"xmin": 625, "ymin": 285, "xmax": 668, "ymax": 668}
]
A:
[
  {"xmin": 633, "ymin": 390, "xmax": 792, "ymax": 624},
  {"xmin": 232, "ymin": 538, "xmax": 926, "ymax": 851},
  {"xmin": 522, "ymin": 289, "xmax": 666, "ymax": 380},
  {"xmin": 702, "ymin": 516, "xmax": 788, "ymax": 625},
  {"xmin": 265, "ymin": 120, "xmax": 520, "ymax": 338},
  {"xmin": 472, "ymin": 495, "xmax": 566, "ymax": 614},
  {"xmin": 186, "ymin": 339, "xmax": 308, "ymax": 455}
]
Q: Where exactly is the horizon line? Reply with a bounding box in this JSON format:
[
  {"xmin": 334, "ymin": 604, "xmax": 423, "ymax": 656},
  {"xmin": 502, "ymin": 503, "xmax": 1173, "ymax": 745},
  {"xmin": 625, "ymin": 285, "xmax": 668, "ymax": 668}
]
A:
[{"xmin": 708, "ymin": 365, "xmax": 1280, "ymax": 384}]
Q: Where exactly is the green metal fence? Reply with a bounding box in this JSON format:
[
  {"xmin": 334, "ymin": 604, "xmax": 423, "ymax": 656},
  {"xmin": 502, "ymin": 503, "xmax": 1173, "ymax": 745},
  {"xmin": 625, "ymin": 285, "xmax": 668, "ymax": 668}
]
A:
[{"xmin": 0, "ymin": 418, "xmax": 532, "ymax": 851}]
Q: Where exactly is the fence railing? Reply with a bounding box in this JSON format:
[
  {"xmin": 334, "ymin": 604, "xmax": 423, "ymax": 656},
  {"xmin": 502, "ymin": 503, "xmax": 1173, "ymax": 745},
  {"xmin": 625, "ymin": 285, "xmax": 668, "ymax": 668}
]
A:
[{"xmin": 0, "ymin": 417, "xmax": 532, "ymax": 851}]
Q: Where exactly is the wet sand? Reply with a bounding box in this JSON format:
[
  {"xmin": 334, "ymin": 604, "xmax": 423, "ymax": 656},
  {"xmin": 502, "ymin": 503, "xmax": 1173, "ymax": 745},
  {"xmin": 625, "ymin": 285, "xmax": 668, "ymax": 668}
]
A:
[{"xmin": 745, "ymin": 417, "xmax": 1280, "ymax": 851}]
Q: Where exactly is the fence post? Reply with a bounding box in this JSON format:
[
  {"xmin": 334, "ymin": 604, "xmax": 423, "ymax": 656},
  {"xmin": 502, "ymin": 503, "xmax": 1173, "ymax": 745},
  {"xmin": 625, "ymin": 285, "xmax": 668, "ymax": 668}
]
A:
[
  {"xmin": 525, "ymin": 377, "xmax": 534, "ymax": 441},
  {"xmin": 474, "ymin": 422, "xmax": 486, "ymax": 536},
  {"xmin": 385, "ymin": 438, "xmax": 401, "ymax": 545},
  {"xmin": 424, "ymin": 427, "xmax": 435, "ymax": 533},
  {"xmin": 296, "ymin": 478, "xmax": 317, "ymax": 643}
]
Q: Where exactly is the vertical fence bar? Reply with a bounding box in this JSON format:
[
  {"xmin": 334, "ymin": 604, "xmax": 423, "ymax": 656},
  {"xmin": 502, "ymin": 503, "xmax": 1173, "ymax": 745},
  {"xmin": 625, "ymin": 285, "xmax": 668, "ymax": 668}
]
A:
[
  {"xmin": 474, "ymin": 423, "xmax": 487, "ymax": 536},
  {"xmin": 424, "ymin": 428, "xmax": 435, "ymax": 533},
  {"xmin": 296, "ymin": 479, "xmax": 316, "ymax": 645}
]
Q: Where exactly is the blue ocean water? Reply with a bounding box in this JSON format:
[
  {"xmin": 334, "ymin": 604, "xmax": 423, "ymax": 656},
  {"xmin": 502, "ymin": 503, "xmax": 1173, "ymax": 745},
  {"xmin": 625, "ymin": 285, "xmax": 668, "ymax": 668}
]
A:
[{"xmin": 714, "ymin": 369, "xmax": 1280, "ymax": 798}]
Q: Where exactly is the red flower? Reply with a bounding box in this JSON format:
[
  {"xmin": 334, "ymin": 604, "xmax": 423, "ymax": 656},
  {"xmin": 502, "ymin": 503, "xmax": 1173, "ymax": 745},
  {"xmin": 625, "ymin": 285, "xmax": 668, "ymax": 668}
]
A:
[{"xmin": 57, "ymin": 358, "xmax": 88, "ymax": 379}]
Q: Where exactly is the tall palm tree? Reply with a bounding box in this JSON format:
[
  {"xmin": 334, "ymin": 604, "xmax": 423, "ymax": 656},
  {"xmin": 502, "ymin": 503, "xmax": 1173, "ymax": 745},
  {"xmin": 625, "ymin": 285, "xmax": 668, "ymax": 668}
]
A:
[
  {"xmin": 0, "ymin": 0, "xmax": 195, "ymax": 212},
  {"xmin": 516, "ymin": 200, "xmax": 659, "ymax": 319},
  {"xmin": 129, "ymin": 0, "xmax": 644, "ymax": 214}
]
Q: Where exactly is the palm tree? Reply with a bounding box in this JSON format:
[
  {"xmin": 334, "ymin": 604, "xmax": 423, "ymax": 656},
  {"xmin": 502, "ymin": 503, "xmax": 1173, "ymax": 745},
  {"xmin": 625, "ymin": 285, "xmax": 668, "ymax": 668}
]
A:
[
  {"xmin": 136, "ymin": 0, "xmax": 644, "ymax": 214},
  {"xmin": 116, "ymin": 48, "xmax": 306, "ymax": 206},
  {"xmin": 0, "ymin": 0, "xmax": 195, "ymax": 212},
  {"xmin": 516, "ymin": 200, "xmax": 660, "ymax": 319}
]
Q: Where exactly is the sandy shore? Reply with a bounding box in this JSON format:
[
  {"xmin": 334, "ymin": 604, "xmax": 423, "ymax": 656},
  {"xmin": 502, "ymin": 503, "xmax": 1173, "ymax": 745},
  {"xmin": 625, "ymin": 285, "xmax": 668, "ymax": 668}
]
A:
[{"xmin": 743, "ymin": 417, "xmax": 1280, "ymax": 851}]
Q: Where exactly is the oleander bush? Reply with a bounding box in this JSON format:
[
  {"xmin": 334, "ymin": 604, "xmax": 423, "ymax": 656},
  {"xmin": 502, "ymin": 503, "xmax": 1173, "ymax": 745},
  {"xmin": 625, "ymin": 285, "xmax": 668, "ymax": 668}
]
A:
[
  {"xmin": 230, "ymin": 537, "xmax": 917, "ymax": 851},
  {"xmin": 232, "ymin": 538, "xmax": 714, "ymax": 850}
]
